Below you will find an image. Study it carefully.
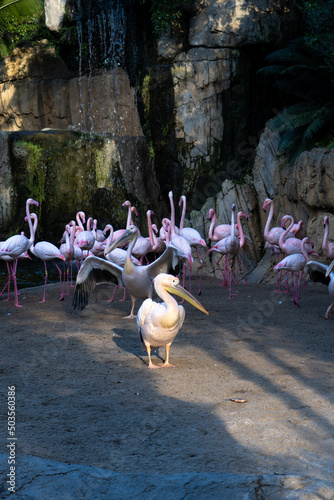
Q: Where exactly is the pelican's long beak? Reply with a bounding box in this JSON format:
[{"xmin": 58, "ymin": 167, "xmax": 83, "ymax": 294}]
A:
[
  {"xmin": 326, "ymin": 260, "xmax": 334, "ymax": 278},
  {"xmin": 105, "ymin": 228, "xmax": 134, "ymax": 255},
  {"xmin": 166, "ymin": 283, "xmax": 209, "ymax": 315}
]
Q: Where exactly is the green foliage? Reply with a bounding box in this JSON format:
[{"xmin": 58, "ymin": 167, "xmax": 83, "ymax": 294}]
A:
[
  {"xmin": 15, "ymin": 141, "xmax": 46, "ymax": 216},
  {"xmin": 297, "ymin": 0, "xmax": 334, "ymax": 68},
  {"xmin": 141, "ymin": 0, "xmax": 190, "ymax": 33},
  {"xmin": 0, "ymin": 0, "xmax": 43, "ymax": 57},
  {"xmin": 258, "ymin": 38, "xmax": 334, "ymax": 161}
]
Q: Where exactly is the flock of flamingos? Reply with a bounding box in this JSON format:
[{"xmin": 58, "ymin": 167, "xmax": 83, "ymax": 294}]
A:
[{"xmin": 0, "ymin": 192, "xmax": 333, "ymax": 367}]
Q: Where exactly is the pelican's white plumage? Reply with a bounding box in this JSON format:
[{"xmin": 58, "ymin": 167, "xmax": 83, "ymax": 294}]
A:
[{"xmin": 137, "ymin": 273, "xmax": 209, "ymax": 369}]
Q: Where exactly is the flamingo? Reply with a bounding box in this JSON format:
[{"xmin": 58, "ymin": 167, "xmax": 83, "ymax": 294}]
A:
[
  {"xmin": 147, "ymin": 210, "xmax": 166, "ymax": 255},
  {"xmin": 166, "ymin": 191, "xmax": 193, "ymax": 292},
  {"xmin": 74, "ymin": 225, "xmax": 177, "ymax": 318},
  {"xmin": 137, "ymin": 273, "xmax": 209, "ymax": 369},
  {"xmin": 282, "ymin": 217, "xmax": 307, "ymax": 240},
  {"xmin": 279, "ymin": 215, "xmax": 316, "ymax": 256},
  {"xmin": 322, "ymin": 216, "xmax": 334, "ymax": 260},
  {"xmin": 263, "ymin": 198, "xmax": 293, "ymax": 246},
  {"xmin": 76, "ymin": 216, "xmax": 95, "ymax": 253},
  {"xmin": 208, "ymin": 208, "xmax": 240, "ymax": 242},
  {"xmin": 305, "ymin": 259, "xmax": 334, "ymax": 319},
  {"xmin": 207, "ymin": 204, "xmax": 243, "ymax": 298},
  {"xmin": 0, "ymin": 198, "xmax": 39, "ymax": 307},
  {"xmin": 28, "ymin": 213, "xmax": 66, "ymax": 302},
  {"xmin": 179, "ymin": 195, "xmax": 207, "ymax": 295},
  {"xmin": 60, "ymin": 220, "xmax": 76, "ymax": 291},
  {"xmin": 274, "ymin": 237, "xmax": 316, "ymax": 306},
  {"xmin": 0, "ymin": 246, "xmax": 31, "ymax": 302}
]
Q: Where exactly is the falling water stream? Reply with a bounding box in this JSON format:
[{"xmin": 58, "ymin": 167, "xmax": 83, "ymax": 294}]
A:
[{"xmin": 0, "ymin": 0, "xmax": 129, "ymax": 292}]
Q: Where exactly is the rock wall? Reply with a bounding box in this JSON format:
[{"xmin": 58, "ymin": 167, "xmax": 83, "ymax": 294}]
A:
[{"xmin": 188, "ymin": 121, "xmax": 334, "ymax": 282}]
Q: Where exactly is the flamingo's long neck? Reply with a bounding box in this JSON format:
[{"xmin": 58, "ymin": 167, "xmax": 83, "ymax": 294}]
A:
[
  {"xmin": 70, "ymin": 221, "xmax": 76, "ymax": 245},
  {"xmin": 126, "ymin": 204, "xmax": 132, "ymax": 228},
  {"xmin": 208, "ymin": 210, "xmax": 216, "ymax": 239},
  {"xmin": 104, "ymin": 225, "xmax": 114, "ymax": 251},
  {"xmin": 264, "ymin": 200, "xmax": 274, "ymax": 238},
  {"xmin": 237, "ymin": 212, "xmax": 246, "ymax": 248},
  {"xmin": 169, "ymin": 192, "xmax": 177, "ymax": 237},
  {"xmin": 301, "ymin": 238, "xmax": 310, "ymax": 263},
  {"xmin": 179, "ymin": 196, "xmax": 186, "ymax": 230},
  {"xmin": 76, "ymin": 212, "xmax": 85, "ymax": 231},
  {"xmin": 279, "ymin": 215, "xmax": 294, "ymax": 248},
  {"xmin": 323, "ymin": 218, "xmax": 329, "ymax": 252},
  {"xmin": 147, "ymin": 211, "xmax": 155, "ymax": 248},
  {"xmin": 230, "ymin": 207, "xmax": 235, "ymax": 240},
  {"xmin": 26, "ymin": 200, "xmax": 36, "ymax": 247}
]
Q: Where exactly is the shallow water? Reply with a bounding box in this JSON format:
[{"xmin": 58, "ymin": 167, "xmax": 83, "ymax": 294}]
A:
[{"xmin": 0, "ymin": 257, "xmax": 78, "ymax": 290}]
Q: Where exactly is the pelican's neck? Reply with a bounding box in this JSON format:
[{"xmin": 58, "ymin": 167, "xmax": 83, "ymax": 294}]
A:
[
  {"xmin": 125, "ymin": 230, "xmax": 138, "ymax": 272},
  {"xmin": 264, "ymin": 200, "xmax": 274, "ymax": 238},
  {"xmin": 208, "ymin": 209, "xmax": 216, "ymax": 239},
  {"xmin": 157, "ymin": 286, "xmax": 179, "ymax": 327},
  {"xmin": 179, "ymin": 196, "xmax": 186, "ymax": 230}
]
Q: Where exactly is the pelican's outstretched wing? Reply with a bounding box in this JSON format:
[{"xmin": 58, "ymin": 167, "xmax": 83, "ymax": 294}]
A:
[
  {"xmin": 73, "ymin": 256, "xmax": 123, "ymax": 311},
  {"xmin": 305, "ymin": 261, "xmax": 330, "ymax": 286},
  {"xmin": 145, "ymin": 245, "xmax": 178, "ymax": 279}
]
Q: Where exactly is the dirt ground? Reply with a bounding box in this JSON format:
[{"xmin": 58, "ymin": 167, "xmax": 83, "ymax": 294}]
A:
[{"xmin": 1, "ymin": 274, "xmax": 334, "ymax": 483}]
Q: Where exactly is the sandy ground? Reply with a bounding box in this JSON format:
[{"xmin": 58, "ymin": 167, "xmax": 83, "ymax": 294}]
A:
[{"xmin": 1, "ymin": 274, "xmax": 334, "ymax": 484}]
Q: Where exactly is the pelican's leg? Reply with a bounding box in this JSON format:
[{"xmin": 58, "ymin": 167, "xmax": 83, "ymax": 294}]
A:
[
  {"xmin": 124, "ymin": 296, "xmax": 137, "ymax": 319},
  {"xmin": 325, "ymin": 302, "xmax": 334, "ymax": 320},
  {"xmin": 147, "ymin": 345, "xmax": 160, "ymax": 369},
  {"xmin": 160, "ymin": 344, "xmax": 176, "ymax": 368}
]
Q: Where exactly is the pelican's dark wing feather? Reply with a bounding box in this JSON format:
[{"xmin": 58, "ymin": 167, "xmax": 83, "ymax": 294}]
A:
[
  {"xmin": 305, "ymin": 261, "xmax": 330, "ymax": 286},
  {"xmin": 73, "ymin": 256, "xmax": 123, "ymax": 311}
]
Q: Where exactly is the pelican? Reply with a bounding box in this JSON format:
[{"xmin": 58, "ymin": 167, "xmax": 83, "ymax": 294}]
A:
[
  {"xmin": 72, "ymin": 256, "xmax": 124, "ymax": 311},
  {"xmin": 305, "ymin": 260, "xmax": 334, "ymax": 319},
  {"xmin": 137, "ymin": 273, "xmax": 209, "ymax": 368},
  {"xmin": 102, "ymin": 225, "xmax": 178, "ymax": 318}
]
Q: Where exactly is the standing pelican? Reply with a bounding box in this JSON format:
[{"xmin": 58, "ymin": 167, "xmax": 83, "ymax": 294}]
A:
[
  {"xmin": 137, "ymin": 273, "xmax": 209, "ymax": 368},
  {"xmin": 305, "ymin": 260, "xmax": 334, "ymax": 319}
]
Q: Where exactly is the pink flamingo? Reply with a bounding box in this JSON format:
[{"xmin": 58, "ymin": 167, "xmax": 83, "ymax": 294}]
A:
[
  {"xmin": 322, "ymin": 216, "xmax": 334, "ymax": 260},
  {"xmin": 279, "ymin": 215, "xmax": 316, "ymax": 256},
  {"xmin": 129, "ymin": 211, "xmax": 153, "ymax": 264},
  {"xmin": 76, "ymin": 216, "xmax": 95, "ymax": 252},
  {"xmin": 179, "ymin": 195, "xmax": 207, "ymax": 295},
  {"xmin": 60, "ymin": 220, "xmax": 77, "ymax": 291},
  {"xmin": 0, "ymin": 198, "xmax": 39, "ymax": 307},
  {"xmin": 282, "ymin": 217, "xmax": 307, "ymax": 240},
  {"xmin": 147, "ymin": 210, "xmax": 166, "ymax": 256},
  {"xmin": 207, "ymin": 204, "xmax": 245, "ymax": 298},
  {"xmin": 28, "ymin": 213, "xmax": 66, "ymax": 302},
  {"xmin": 274, "ymin": 237, "xmax": 316, "ymax": 306},
  {"xmin": 263, "ymin": 198, "xmax": 293, "ymax": 246},
  {"xmin": 208, "ymin": 208, "xmax": 240, "ymax": 242},
  {"xmin": 0, "ymin": 245, "xmax": 31, "ymax": 302},
  {"xmin": 166, "ymin": 191, "xmax": 193, "ymax": 292}
]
